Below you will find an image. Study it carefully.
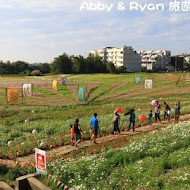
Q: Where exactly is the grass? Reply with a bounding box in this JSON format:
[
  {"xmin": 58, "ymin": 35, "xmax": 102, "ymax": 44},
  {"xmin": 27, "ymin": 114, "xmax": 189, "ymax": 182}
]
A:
[
  {"xmin": 0, "ymin": 164, "xmax": 34, "ymax": 181},
  {"xmin": 0, "ymin": 73, "xmax": 190, "ymax": 188},
  {"xmin": 0, "ymin": 92, "xmax": 189, "ymax": 158},
  {"xmin": 33, "ymin": 86, "xmax": 55, "ymax": 95},
  {"xmin": 58, "ymin": 85, "xmax": 75, "ymax": 101}
]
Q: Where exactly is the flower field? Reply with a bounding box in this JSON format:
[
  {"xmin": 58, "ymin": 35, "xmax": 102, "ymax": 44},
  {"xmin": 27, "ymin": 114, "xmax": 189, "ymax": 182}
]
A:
[
  {"xmin": 47, "ymin": 121, "xmax": 190, "ymax": 189},
  {"xmin": 0, "ymin": 73, "xmax": 190, "ymax": 188}
]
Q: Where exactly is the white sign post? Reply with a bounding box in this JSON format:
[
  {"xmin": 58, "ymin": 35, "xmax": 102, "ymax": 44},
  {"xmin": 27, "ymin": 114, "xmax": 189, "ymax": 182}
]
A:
[
  {"xmin": 145, "ymin": 79, "xmax": 153, "ymax": 89},
  {"xmin": 35, "ymin": 148, "xmax": 47, "ymax": 175},
  {"xmin": 23, "ymin": 84, "xmax": 32, "ymax": 96}
]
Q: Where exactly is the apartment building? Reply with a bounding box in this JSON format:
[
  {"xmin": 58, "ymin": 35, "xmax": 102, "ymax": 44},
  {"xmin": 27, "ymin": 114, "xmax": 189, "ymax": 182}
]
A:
[
  {"xmin": 170, "ymin": 53, "xmax": 190, "ymax": 71},
  {"xmin": 138, "ymin": 50, "xmax": 171, "ymax": 71},
  {"xmin": 182, "ymin": 54, "xmax": 190, "ymax": 65},
  {"xmin": 91, "ymin": 46, "xmax": 142, "ymax": 72}
]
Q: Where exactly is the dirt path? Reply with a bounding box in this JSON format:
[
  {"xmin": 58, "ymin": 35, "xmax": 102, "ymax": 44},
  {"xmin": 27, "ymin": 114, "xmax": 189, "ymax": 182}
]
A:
[{"xmin": 8, "ymin": 113, "xmax": 189, "ymax": 164}]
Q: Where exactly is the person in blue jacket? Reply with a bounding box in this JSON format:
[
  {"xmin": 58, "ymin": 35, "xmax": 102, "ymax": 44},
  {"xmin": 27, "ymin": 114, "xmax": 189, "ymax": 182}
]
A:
[{"xmin": 90, "ymin": 113, "xmax": 99, "ymax": 144}]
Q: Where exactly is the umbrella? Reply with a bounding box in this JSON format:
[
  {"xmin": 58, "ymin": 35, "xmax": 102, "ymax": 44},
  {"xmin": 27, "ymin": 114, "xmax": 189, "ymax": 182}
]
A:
[
  {"xmin": 138, "ymin": 114, "xmax": 147, "ymax": 121},
  {"xmin": 151, "ymin": 100, "xmax": 157, "ymax": 107},
  {"xmin": 114, "ymin": 107, "xmax": 123, "ymax": 114}
]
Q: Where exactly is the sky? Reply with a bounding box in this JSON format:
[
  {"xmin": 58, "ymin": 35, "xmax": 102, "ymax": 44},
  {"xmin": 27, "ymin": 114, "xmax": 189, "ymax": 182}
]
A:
[{"xmin": 0, "ymin": 0, "xmax": 189, "ymax": 63}]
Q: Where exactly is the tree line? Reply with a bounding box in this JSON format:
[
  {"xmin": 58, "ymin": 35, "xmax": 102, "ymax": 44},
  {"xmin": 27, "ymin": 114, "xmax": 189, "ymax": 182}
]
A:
[
  {"xmin": 0, "ymin": 60, "xmax": 50, "ymax": 75},
  {"xmin": 0, "ymin": 53, "xmax": 125, "ymax": 75}
]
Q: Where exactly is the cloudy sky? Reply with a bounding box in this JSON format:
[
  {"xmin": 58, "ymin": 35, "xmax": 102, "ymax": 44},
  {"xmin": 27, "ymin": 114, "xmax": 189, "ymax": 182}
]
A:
[{"xmin": 0, "ymin": 0, "xmax": 189, "ymax": 63}]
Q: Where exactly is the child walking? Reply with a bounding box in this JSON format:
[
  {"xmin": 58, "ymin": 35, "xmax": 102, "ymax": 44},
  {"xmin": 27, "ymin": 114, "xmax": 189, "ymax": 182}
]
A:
[
  {"xmin": 148, "ymin": 110, "xmax": 153, "ymax": 125},
  {"xmin": 70, "ymin": 124, "xmax": 75, "ymax": 145}
]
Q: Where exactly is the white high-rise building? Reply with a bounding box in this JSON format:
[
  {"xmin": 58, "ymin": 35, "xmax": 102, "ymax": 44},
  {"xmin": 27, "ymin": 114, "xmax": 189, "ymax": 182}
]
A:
[
  {"xmin": 138, "ymin": 50, "xmax": 171, "ymax": 71},
  {"xmin": 91, "ymin": 46, "xmax": 142, "ymax": 72}
]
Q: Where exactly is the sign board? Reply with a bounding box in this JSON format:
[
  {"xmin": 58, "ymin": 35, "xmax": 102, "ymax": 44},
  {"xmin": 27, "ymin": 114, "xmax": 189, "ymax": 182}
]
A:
[
  {"xmin": 35, "ymin": 148, "xmax": 47, "ymax": 175},
  {"xmin": 7, "ymin": 88, "xmax": 19, "ymax": 104},
  {"xmin": 145, "ymin": 79, "xmax": 153, "ymax": 89},
  {"xmin": 135, "ymin": 76, "xmax": 141, "ymax": 85},
  {"xmin": 23, "ymin": 84, "xmax": 32, "ymax": 96},
  {"xmin": 78, "ymin": 86, "xmax": 86, "ymax": 102},
  {"xmin": 52, "ymin": 80, "xmax": 58, "ymax": 91}
]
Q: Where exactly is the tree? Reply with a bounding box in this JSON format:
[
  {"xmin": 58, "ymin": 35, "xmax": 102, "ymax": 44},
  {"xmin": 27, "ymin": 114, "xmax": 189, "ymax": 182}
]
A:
[
  {"xmin": 117, "ymin": 66, "xmax": 127, "ymax": 73},
  {"xmin": 85, "ymin": 54, "xmax": 106, "ymax": 73},
  {"xmin": 106, "ymin": 62, "xmax": 118, "ymax": 74},
  {"xmin": 0, "ymin": 61, "xmax": 15, "ymax": 74},
  {"xmin": 37, "ymin": 63, "xmax": 51, "ymax": 74},
  {"xmin": 71, "ymin": 56, "xmax": 85, "ymax": 73},
  {"xmin": 12, "ymin": 61, "xmax": 28, "ymax": 73},
  {"xmin": 51, "ymin": 53, "xmax": 72, "ymax": 74},
  {"xmin": 85, "ymin": 54, "xmax": 96, "ymax": 73}
]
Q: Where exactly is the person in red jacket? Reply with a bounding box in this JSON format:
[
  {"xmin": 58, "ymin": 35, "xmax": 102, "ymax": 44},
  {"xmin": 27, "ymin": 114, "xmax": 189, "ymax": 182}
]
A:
[{"xmin": 70, "ymin": 124, "xmax": 75, "ymax": 145}]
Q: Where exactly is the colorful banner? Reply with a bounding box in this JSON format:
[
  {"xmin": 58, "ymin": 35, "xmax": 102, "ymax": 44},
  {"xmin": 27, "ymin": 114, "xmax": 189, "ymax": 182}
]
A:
[
  {"xmin": 78, "ymin": 87, "xmax": 86, "ymax": 102},
  {"xmin": 135, "ymin": 76, "xmax": 141, "ymax": 85},
  {"xmin": 145, "ymin": 79, "xmax": 153, "ymax": 89},
  {"xmin": 7, "ymin": 88, "xmax": 19, "ymax": 104},
  {"xmin": 22, "ymin": 84, "xmax": 32, "ymax": 96},
  {"xmin": 52, "ymin": 80, "xmax": 58, "ymax": 91},
  {"xmin": 35, "ymin": 148, "xmax": 47, "ymax": 175}
]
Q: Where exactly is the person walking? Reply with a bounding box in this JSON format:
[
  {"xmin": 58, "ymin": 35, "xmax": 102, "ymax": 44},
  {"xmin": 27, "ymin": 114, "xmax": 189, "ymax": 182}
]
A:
[
  {"xmin": 70, "ymin": 124, "xmax": 75, "ymax": 145},
  {"xmin": 73, "ymin": 119, "xmax": 82, "ymax": 147},
  {"xmin": 174, "ymin": 102, "xmax": 181, "ymax": 122},
  {"xmin": 128, "ymin": 109, "xmax": 136, "ymax": 131},
  {"xmin": 113, "ymin": 111, "xmax": 120, "ymax": 134},
  {"xmin": 154, "ymin": 101, "xmax": 161, "ymax": 122},
  {"xmin": 147, "ymin": 110, "xmax": 153, "ymax": 125},
  {"xmin": 90, "ymin": 113, "xmax": 99, "ymax": 144},
  {"xmin": 164, "ymin": 101, "xmax": 171, "ymax": 120}
]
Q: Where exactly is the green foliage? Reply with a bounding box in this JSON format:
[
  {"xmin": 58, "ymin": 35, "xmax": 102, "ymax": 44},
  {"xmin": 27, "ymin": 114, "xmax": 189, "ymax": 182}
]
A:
[
  {"xmin": 31, "ymin": 70, "xmax": 42, "ymax": 76},
  {"xmin": 51, "ymin": 53, "xmax": 72, "ymax": 74},
  {"xmin": 0, "ymin": 164, "xmax": 34, "ymax": 181},
  {"xmin": 85, "ymin": 54, "xmax": 107, "ymax": 73},
  {"xmin": 0, "ymin": 73, "xmax": 190, "ymax": 187},
  {"xmin": 12, "ymin": 61, "xmax": 28, "ymax": 73},
  {"xmin": 0, "ymin": 61, "xmax": 50, "ymax": 75},
  {"xmin": 71, "ymin": 56, "xmax": 85, "ymax": 73},
  {"xmin": 51, "ymin": 53, "xmax": 109, "ymax": 74},
  {"xmin": 0, "ymin": 164, "xmax": 9, "ymax": 176},
  {"xmin": 106, "ymin": 62, "xmax": 118, "ymax": 74}
]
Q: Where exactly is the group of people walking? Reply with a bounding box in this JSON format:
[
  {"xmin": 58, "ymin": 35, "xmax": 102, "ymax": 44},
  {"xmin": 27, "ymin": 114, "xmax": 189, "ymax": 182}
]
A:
[
  {"xmin": 70, "ymin": 101, "xmax": 181, "ymax": 147},
  {"xmin": 148, "ymin": 101, "xmax": 181, "ymax": 124},
  {"xmin": 70, "ymin": 113, "xmax": 99, "ymax": 146}
]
